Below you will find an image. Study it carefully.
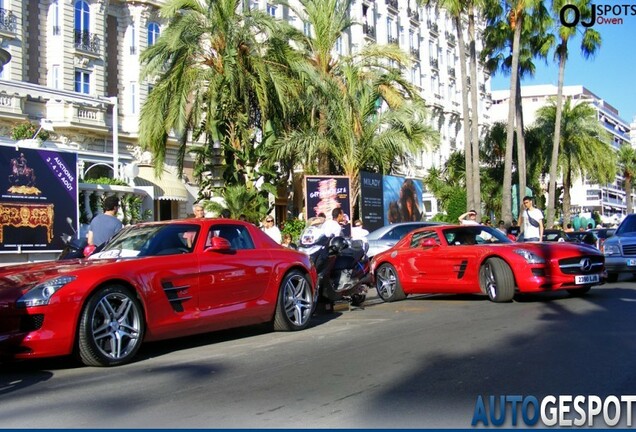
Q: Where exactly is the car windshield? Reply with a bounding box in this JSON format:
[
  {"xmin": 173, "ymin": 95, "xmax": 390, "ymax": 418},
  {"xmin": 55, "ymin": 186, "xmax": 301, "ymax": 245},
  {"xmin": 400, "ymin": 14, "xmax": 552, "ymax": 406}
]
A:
[
  {"xmin": 90, "ymin": 223, "xmax": 200, "ymax": 259},
  {"xmin": 615, "ymin": 216, "xmax": 636, "ymax": 235},
  {"xmin": 442, "ymin": 226, "xmax": 512, "ymax": 246}
]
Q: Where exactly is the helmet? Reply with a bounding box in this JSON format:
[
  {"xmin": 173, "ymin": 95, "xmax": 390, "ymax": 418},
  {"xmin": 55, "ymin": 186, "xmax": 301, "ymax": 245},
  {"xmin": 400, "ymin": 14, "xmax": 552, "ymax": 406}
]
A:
[{"xmin": 329, "ymin": 236, "xmax": 348, "ymax": 253}]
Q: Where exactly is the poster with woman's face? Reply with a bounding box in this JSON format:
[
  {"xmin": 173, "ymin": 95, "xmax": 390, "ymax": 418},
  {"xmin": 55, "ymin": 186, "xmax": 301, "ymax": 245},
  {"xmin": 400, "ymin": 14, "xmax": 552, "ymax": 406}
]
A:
[{"xmin": 382, "ymin": 175, "xmax": 424, "ymax": 225}]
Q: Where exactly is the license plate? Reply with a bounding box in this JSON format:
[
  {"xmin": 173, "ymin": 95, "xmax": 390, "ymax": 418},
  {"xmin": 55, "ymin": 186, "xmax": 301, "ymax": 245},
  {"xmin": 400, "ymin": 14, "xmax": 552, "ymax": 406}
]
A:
[
  {"xmin": 628, "ymin": 259, "xmax": 636, "ymax": 266},
  {"xmin": 575, "ymin": 274, "xmax": 600, "ymax": 285}
]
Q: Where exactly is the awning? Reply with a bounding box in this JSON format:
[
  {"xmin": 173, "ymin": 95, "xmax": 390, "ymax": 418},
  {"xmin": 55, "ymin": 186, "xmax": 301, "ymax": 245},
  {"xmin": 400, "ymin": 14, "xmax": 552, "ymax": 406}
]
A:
[{"xmin": 134, "ymin": 165, "xmax": 189, "ymax": 201}]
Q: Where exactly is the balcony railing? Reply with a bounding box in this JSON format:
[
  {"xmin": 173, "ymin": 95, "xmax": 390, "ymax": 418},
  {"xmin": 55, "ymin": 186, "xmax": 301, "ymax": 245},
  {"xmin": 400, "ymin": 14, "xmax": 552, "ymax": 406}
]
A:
[
  {"xmin": 445, "ymin": 32, "xmax": 456, "ymax": 45},
  {"xmin": 448, "ymin": 67, "xmax": 455, "ymax": 76},
  {"xmin": 429, "ymin": 57, "xmax": 439, "ymax": 69},
  {"xmin": 385, "ymin": 0, "xmax": 398, "ymax": 11},
  {"xmin": 363, "ymin": 23, "xmax": 376, "ymax": 38},
  {"xmin": 74, "ymin": 30, "xmax": 101, "ymax": 55},
  {"xmin": 428, "ymin": 21, "xmax": 439, "ymax": 34},
  {"xmin": 407, "ymin": 8, "xmax": 419, "ymax": 21},
  {"xmin": 52, "ymin": 26, "xmax": 61, "ymax": 36},
  {"xmin": 387, "ymin": 35, "xmax": 399, "ymax": 45},
  {"xmin": 410, "ymin": 47, "xmax": 420, "ymax": 58},
  {"xmin": 0, "ymin": 8, "xmax": 17, "ymax": 33}
]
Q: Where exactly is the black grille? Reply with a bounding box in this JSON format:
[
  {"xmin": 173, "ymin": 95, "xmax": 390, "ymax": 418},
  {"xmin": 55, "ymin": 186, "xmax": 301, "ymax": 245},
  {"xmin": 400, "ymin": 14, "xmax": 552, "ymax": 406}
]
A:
[
  {"xmin": 622, "ymin": 244, "xmax": 636, "ymax": 256},
  {"xmin": 19, "ymin": 314, "xmax": 44, "ymax": 332},
  {"xmin": 558, "ymin": 256, "xmax": 604, "ymax": 275}
]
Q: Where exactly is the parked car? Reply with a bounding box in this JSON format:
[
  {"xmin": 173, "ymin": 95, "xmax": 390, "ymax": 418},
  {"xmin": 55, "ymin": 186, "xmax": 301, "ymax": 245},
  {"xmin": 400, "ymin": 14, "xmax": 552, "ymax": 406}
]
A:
[
  {"xmin": 603, "ymin": 215, "xmax": 636, "ymax": 282},
  {"xmin": 366, "ymin": 221, "xmax": 441, "ymax": 258},
  {"xmin": 371, "ymin": 224, "xmax": 605, "ymax": 303},
  {"xmin": 542, "ymin": 229, "xmax": 579, "ymax": 243},
  {"xmin": 0, "ymin": 219, "xmax": 317, "ymax": 366}
]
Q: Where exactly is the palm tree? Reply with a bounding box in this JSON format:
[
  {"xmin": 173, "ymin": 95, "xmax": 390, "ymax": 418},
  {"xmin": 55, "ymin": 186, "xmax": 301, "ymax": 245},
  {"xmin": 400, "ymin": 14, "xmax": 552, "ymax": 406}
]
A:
[
  {"xmin": 617, "ymin": 144, "xmax": 636, "ymax": 215},
  {"xmin": 546, "ymin": 0, "xmax": 601, "ymax": 227},
  {"xmin": 534, "ymin": 99, "xmax": 616, "ymax": 226},
  {"xmin": 139, "ymin": 0, "xmax": 299, "ymax": 189},
  {"xmin": 482, "ymin": 1, "xmax": 552, "ymax": 221},
  {"xmin": 274, "ymin": 0, "xmax": 438, "ymax": 205},
  {"xmin": 204, "ymin": 184, "xmax": 270, "ymax": 223}
]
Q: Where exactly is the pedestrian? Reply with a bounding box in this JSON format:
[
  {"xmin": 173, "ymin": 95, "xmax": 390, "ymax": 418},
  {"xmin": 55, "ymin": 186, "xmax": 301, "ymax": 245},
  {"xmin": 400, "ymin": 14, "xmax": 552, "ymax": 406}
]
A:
[
  {"xmin": 87, "ymin": 195, "xmax": 123, "ymax": 247},
  {"xmin": 322, "ymin": 207, "xmax": 345, "ymax": 238},
  {"xmin": 565, "ymin": 223, "xmax": 574, "ymax": 233},
  {"xmin": 184, "ymin": 203, "xmax": 205, "ymax": 247},
  {"xmin": 496, "ymin": 220, "xmax": 507, "ymax": 235},
  {"xmin": 262, "ymin": 215, "xmax": 282, "ymax": 243},
  {"xmin": 281, "ymin": 233, "xmax": 297, "ymax": 249},
  {"xmin": 220, "ymin": 208, "xmax": 231, "ymax": 219},
  {"xmin": 458, "ymin": 210, "xmax": 479, "ymax": 226},
  {"xmin": 518, "ymin": 196, "xmax": 544, "ymax": 242},
  {"xmin": 238, "ymin": 214, "xmax": 247, "ymax": 221},
  {"xmin": 351, "ymin": 219, "xmax": 369, "ymax": 240},
  {"xmin": 192, "ymin": 203, "xmax": 206, "ymax": 218}
]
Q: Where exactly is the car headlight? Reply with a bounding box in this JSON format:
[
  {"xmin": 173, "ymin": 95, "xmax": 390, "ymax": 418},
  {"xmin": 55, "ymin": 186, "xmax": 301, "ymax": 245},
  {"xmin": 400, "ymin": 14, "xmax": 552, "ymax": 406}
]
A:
[
  {"xmin": 16, "ymin": 276, "xmax": 76, "ymax": 308},
  {"xmin": 603, "ymin": 244, "xmax": 621, "ymax": 256},
  {"xmin": 513, "ymin": 249, "xmax": 545, "ymax": 264}
]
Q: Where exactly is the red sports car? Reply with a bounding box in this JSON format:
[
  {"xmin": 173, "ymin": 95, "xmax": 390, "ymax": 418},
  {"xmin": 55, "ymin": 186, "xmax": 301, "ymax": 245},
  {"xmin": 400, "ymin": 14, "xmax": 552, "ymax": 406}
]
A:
[
  {"xmin": 371, "ymin": 224, "xmax": 605, "ymax": 303},
  {"xmin": 0, "ymin": 219, "xmax": 317, "ymax": 366}
]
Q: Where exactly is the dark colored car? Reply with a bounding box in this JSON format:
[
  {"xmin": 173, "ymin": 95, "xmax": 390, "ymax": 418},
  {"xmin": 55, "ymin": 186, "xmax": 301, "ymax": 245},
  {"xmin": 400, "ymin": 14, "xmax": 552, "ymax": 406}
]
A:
[
  {"xmin": 603, "ymin": 215, "xmax": 636, "ymax": 282},
  {"xmin": 366, "ymin": 221, "xmax": 441, "ymax": 258},
  {"xmin": 542, "ymin": 229, "xmax": 579, "ymax": 243}
]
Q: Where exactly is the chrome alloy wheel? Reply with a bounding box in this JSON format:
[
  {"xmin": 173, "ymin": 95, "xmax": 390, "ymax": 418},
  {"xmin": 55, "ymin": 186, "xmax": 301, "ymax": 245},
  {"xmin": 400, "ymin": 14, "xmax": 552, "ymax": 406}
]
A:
[
  {"xmin": 90, "ymin": 292, "xmax": 143, "ymax": 361},
  {"xmin": 283, "ymin": 273, "xmax": 313, "ymax": 327},
  {"xmin": 376, "ymin": 265, "xmax": 397, "ymax": 299}
]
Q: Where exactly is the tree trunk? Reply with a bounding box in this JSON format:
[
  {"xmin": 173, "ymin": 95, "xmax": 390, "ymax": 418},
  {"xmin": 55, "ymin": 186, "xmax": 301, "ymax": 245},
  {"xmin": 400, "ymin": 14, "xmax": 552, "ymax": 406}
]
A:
[
  {"xmin": 547, "ymin": 39, "xmax": 567, "ymax": 228},
  {"xmin": 563, "ymin": 159, "xmax": 572, "ymax": 227},
  {"xmin": 626, "ymin": 175, "xmax": 633, "ymax": 215},
  {"xmin": 456, "ymin": 16, "xmax": 473, "ymax": 212},
  {"xmin": 502, "ymin": 12, "xmax": 523, "ymax": 225},
  {"xmin": 468, "ymin": 5, "xmax": 481, "ymax": 220},
  {"xmin": 515, "ymin": 74, "xmax": 527, "ymax": 210}
]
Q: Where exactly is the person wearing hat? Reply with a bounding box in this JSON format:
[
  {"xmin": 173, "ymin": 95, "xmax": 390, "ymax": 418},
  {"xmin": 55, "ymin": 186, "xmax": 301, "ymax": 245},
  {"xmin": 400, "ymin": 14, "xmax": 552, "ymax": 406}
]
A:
[
  {"xmin": 87, "ymin": 195, "xmax": 123, "ymax": 247},
  {"xmin": 458, "ymin": 209, "xmax": 480, "ymax": 226}
]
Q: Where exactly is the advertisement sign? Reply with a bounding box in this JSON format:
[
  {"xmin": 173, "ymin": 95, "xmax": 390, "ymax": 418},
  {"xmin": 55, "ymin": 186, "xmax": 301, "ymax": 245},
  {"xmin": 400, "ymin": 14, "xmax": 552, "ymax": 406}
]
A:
[
  {"xmin": 305, "ymin": 175, "xmax": 351, "ymax": 237},
  {"xmin": 359, "ymin": 171, "xmax": 425, "ymax": 231},
  {"xmin": 0, "ymin": 145, "xmax": 78, "ymax": 251},
  {"xmin": 359, "ymin": 171, "xmax": 384, "ymax": 232}
]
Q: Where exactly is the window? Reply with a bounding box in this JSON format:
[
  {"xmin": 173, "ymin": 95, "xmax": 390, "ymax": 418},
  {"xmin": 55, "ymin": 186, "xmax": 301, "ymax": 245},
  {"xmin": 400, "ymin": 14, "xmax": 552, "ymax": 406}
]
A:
[
  {"xmin": 75, "ymin": 70, "xmax": 90, "ymax": 94},
  {"xmin": 266, "ymin": 3, "xmax": 277, "ymax": 17},
  {"xmin": 303, "ymin": 21, "xmax": 311, "ymax": 37},
  {"xmin": 129, "ymin": 22, "xmax": 137, "ymax": 54},
  {"xmin": 251, "ymin": 0, "xmax": 259, "ymax": 10},
  {"xmin": 147, "ymin": 22, "xmax": 160, "ymax": 46},
  {"xmin": 130, "ymin": 82, "xmax": 137, "ymax": 114},
  {"xmin": 74, "ymin": 0, "xmax": 89, "ymax": 32},
  {"xmin": 51, "ymin": 0, "xmax": 61, "ymax": 35},
  {"xmin": 335, "ymin": 37, "xmax": 343, "ymax": 54},
  {"xmin": 207, "ymin": 225, "xmax": 255, "ymax": 250},
  {"xmin": 51, "ymin": 65, "xmax": 61, "ymax": 89},
  {"xmin": 409, "ymin": 231, "xmax": 439, "ymax": 248},
  {"xmin": 387, "ymin": 17, "xmax": 394, "ymax": 39}
]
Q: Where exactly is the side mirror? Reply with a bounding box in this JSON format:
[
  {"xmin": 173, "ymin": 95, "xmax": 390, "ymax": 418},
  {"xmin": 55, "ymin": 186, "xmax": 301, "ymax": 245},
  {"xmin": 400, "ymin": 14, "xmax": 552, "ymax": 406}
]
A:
[
  {"xmin": 420, "ymin": 238, "xmax": 438, "ymax": 248},
  {"xmin": 205, "ymin": 236, "xmax": 232, "ymax": 252}
]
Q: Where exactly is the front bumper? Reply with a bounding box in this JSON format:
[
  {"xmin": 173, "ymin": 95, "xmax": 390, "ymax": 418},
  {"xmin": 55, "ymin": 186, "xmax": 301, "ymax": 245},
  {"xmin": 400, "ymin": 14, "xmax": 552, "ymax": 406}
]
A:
[{"xmin": 604, "ymin": 256, "xmax": 636, "ymax": 274}]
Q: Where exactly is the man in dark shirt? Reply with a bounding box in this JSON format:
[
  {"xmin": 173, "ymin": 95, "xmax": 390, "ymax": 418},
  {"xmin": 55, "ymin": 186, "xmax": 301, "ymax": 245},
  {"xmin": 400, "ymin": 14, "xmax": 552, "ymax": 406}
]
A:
[{"xmin": 87, "ymin": 195, "xmax": 123, "ymax": 247}]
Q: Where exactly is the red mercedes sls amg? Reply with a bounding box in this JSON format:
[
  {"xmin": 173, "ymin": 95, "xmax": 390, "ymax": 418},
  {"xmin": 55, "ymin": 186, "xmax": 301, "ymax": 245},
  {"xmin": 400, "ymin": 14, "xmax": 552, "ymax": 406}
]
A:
[
  {"xmin": 0, "ymin": 219, "xmax": 317, "ymax": 366},
  {"xmin": 371, "ymin": 225, "xmax": 605, "ymax": 303}
]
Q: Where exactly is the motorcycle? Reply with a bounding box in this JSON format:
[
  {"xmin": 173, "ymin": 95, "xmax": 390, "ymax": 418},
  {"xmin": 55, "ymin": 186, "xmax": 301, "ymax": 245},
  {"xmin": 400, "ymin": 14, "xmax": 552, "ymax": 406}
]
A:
[
  {"xmin": 58, "ymin": 217, "xmax": 87, "ymax": 260},
  {"xmin": 58, "ymin": 217, "xmax": 102, "ymax": 259},
  {"xmin": 298, "ymin": 217, "xmax": 372, "ymax": 310}
]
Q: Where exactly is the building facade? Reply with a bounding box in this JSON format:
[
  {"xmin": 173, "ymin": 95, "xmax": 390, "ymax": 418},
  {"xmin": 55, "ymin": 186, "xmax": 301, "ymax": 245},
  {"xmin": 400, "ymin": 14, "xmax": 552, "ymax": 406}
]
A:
[
  {"xmin": 490, "ymin": 84, "xmax": 633, "ymax": 225},
  {"xmin": 0, "ymin": 0, "xmax": 492, "ymax": 262}
]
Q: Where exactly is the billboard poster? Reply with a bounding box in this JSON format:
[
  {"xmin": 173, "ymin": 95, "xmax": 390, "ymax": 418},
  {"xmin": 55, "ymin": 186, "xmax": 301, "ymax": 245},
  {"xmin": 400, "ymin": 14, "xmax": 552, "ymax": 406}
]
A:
[
  {"xmin": 359, "ymin": 171, "xmax": 384, "ymax": 232},
  {"xmin": 305, "ymin": 175, "xmax": 351, "ymax": 237},
  {"xmin": 382, "ymin": 175, "xmax": 424, "ymax": 226},
  {"xmin": 0, "ymin": 145, "xmax": 78, "ymax": 252}
]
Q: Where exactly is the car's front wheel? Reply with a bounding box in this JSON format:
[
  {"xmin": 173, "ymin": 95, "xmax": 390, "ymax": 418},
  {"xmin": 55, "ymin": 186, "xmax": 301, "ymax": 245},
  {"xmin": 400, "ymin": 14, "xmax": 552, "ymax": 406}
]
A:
[
  {"xmin": 273, "ymin": 270, "xmax": 313, "ymax": 331},
  {"xmin": 375, "ymin": 263, "xmax": 406, "ymax": 302},
  {"xmin": 78, "ymin": 285, "xmax": 145, "ymax": 367},
  {"xmin": 479, "ymin": 257, "xmax": 515, "ymax": 303}
]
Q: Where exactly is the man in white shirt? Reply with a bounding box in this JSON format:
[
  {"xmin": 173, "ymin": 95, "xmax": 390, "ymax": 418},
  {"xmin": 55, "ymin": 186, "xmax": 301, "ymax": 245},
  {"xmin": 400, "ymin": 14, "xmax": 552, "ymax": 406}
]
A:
[
  {"xmin": 458, "ymin": 210, "xmax": 480, "ymax": 226},
  {"xmin": 322, "ymin": 208, "xmax": 345, "ymax": 238},
  {"xmin": 519, "ymin": 196, "xmax": 544, "ymax": 242}
]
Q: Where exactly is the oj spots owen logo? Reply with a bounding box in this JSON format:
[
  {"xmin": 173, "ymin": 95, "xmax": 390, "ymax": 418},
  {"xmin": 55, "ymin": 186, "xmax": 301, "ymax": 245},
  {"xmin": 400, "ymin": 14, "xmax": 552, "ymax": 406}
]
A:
[{"xmin": 560, "ymin": 3, "xmax": 636, "ymax": 27}]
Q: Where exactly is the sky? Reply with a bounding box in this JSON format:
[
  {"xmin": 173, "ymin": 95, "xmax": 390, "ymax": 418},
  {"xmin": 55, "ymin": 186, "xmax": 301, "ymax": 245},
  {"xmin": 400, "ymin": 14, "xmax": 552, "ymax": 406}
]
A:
[{"xmin": 490, "ymin": 13, "xmax": 636, "ymax": 124}]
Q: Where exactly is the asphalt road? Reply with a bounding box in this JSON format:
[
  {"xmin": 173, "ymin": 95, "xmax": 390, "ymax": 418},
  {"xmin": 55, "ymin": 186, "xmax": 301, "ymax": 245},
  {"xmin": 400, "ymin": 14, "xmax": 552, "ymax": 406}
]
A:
[{"xmin": 2, "ymin": 279, "xmax": 636, "ymax": 428}]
